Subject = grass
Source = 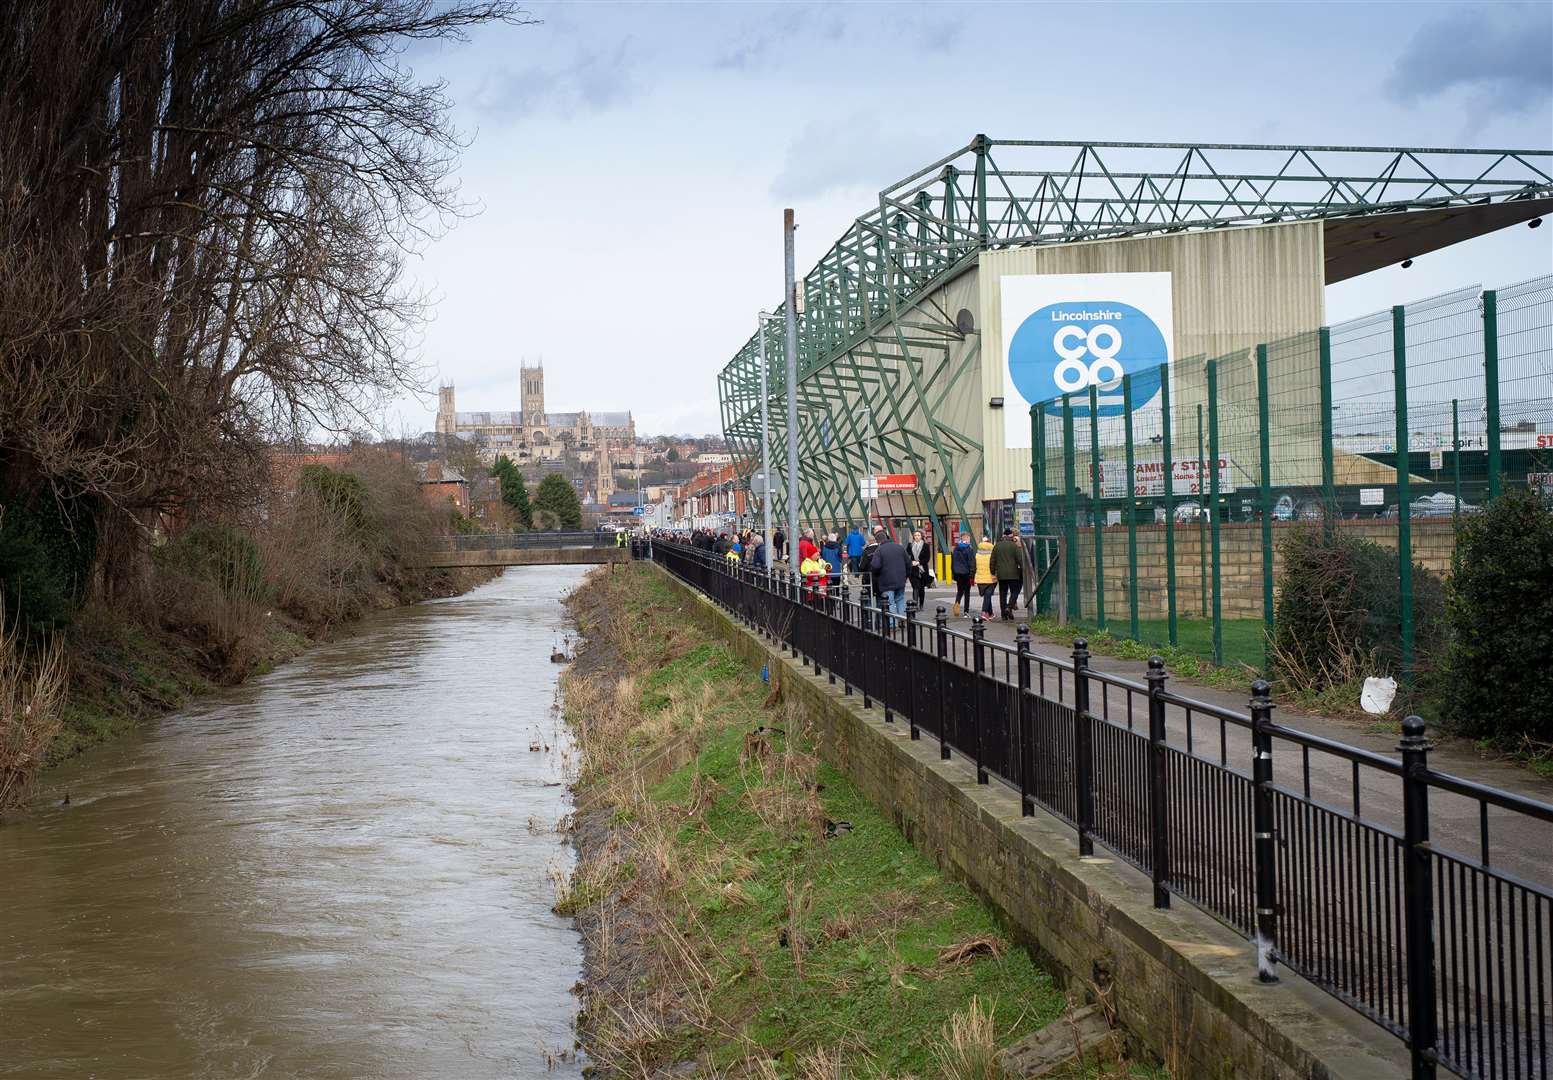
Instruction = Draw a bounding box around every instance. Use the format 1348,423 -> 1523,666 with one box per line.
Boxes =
563,565 -> 1077,1077
1024,613 -> 1262,695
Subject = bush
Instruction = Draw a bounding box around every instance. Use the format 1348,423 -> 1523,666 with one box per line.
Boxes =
1272,524 -> 1445,689
1437,489 -> 1553,744
0,492 -> 96,636
154,524 -> 272,681
533,473 -> 582,529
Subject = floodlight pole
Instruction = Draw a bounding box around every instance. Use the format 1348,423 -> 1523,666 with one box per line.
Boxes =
783,208 -> 800,578
757,310 -> 777,570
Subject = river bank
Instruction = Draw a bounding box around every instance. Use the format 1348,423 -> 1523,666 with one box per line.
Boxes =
44,562 -> 497,772
557,564 -> 1111,1078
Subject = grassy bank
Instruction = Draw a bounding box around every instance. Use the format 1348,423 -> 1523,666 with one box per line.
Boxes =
1,449 -> 493,811
560,565 -> 1161,1078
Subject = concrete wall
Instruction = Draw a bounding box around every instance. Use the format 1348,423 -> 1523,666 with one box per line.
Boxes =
977,221 -> 1327,501
654,563 -> 1410,1079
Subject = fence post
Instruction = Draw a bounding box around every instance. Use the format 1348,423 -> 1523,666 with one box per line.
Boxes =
839,581 -> 852,695
1160,363 -> 1178,646
906,601 -> 920,740
1072,638 -> 1095,856
1249,679 -> 1279,983
1145,656 -> 1170,908
1063,394 -> 1081,622
1319,327 -> 1336,522
1089,382 -> 1107,632
1393,305 -> 1415,680
1196,403 -> 1208,620
1451,400 -> 1461,534
1206,360 -> 1224,667
1256,344 -> 1274,646
1123,373 -> 1139,642
971,619 -> 989,784
1399,715 -> 1438,1080
935,605 -> 950,760
1016,625 -> 1032,816
1483,289 -> 1501,500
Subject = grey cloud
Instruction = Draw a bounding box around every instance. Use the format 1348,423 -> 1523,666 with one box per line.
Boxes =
474,40 -> 634,119
712,4 -> 847,70
1384,3 -> 1551,110
770,116 -> 936,201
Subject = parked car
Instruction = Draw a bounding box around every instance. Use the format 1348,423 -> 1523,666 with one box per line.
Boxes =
1380,493 -> 1479,518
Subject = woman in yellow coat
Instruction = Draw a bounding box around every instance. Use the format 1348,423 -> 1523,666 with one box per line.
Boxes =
973,536 -> 997,621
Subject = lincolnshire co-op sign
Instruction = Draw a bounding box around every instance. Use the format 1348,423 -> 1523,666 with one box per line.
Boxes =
1001,272 -> 1175,450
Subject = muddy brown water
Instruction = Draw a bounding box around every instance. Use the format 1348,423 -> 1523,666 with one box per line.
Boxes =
0,568 -> 587,1079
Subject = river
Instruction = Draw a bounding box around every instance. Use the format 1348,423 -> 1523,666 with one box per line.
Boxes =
0,568 -> 587,1079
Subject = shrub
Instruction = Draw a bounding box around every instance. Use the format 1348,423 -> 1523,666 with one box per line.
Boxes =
1437,488 -> 1553,744
533,473 -> 582,529
0,593 -> 67,813
154,524 -> 271,681
0,492 -> 96,636
1271,524 -> 1445,689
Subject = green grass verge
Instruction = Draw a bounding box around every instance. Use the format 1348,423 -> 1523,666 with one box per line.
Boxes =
1024,613 -> 1260,695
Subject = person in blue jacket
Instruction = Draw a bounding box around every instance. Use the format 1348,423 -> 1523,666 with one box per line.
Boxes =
820,532 -> 843,589
844,525 -> 866,576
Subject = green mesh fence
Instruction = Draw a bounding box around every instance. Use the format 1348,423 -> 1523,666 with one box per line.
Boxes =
1030,274 -> 1553,675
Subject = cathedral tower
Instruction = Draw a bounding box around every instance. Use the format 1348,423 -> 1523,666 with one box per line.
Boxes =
521,362 -> 545,428
435,383 -> 456,435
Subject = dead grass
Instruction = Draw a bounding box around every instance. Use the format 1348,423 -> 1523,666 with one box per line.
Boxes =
0,596 -> 67,813
932,997 -> 1002,1080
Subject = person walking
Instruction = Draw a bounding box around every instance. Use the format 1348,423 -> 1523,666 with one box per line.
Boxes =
974,535 -> 997,621
753,532 -> 768,569
991,528 -> 1024,620
858,528 -> 881,604
950,533 -> 975,618
868,526 -> 911,620
820,532 -> 843,591
844,524 -> 866,576
907,529 -> 933,612
772,528 -> 786,566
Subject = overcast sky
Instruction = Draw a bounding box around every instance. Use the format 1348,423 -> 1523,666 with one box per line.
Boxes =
388,0 -> 1553,438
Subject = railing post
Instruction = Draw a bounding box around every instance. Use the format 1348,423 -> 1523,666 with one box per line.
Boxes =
1400,716 -> 1438,1080
971,619 -> 989,784
1072,638 -> 1095,856
1016,625 -> 1032,815
825,582 -> 837,685
935,605 -> 950,761
1145,657 -> 1170,908
906,601 -> 920,739
839,581 -> 852,695
1249,679 -> 1279,983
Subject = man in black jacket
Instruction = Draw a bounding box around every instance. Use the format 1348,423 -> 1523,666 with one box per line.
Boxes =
868,527 -> 912,619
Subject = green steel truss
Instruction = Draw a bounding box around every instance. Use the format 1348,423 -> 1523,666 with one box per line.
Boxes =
719,138 -> 1553,540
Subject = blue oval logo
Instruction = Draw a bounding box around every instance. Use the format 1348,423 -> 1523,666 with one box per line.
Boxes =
1009,301 -> 1168,417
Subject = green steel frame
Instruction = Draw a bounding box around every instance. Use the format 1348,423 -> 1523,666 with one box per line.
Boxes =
719,138 -> 1553,544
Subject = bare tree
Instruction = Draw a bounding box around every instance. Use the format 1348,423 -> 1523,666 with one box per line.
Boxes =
0,0 -> 531,604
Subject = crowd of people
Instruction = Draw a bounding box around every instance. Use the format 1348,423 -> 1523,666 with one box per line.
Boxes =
675,523 -> 1031,623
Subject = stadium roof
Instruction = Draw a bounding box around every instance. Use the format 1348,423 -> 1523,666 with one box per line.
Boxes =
721,137 -> 1553,405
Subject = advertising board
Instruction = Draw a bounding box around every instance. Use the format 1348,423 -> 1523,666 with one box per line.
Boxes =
1001,272 -> 1175,449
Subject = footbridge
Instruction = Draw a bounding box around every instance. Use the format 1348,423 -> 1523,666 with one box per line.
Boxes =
412,531 -> 630,568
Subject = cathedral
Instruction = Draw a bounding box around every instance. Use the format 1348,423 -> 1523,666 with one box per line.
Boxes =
434,362 -> 636,464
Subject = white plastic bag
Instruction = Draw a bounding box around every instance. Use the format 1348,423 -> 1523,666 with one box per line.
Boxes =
1360,676 -> 1398,715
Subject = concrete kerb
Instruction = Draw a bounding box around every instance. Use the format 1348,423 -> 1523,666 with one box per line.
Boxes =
647,562 -> 1413,1079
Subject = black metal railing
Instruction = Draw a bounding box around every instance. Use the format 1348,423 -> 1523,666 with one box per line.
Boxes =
644,539 -> 1553,1080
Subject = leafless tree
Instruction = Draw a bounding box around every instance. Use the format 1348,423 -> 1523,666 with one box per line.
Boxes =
0,0 -> 531,604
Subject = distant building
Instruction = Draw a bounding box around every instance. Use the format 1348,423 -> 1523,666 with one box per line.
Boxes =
435,362 -> 635,463
416,460 -> 469,516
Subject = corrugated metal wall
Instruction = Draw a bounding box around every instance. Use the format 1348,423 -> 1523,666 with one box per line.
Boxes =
975,221 -> 1326,501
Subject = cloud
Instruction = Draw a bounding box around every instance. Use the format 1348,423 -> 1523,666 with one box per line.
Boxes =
1383,3 -> 1552,110
711,4 -> 847,70
473,40 -> 634,119
770,116 -> 938,201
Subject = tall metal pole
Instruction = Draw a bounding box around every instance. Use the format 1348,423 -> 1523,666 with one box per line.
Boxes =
758,313 -> 774,565
783,209 -> 801,577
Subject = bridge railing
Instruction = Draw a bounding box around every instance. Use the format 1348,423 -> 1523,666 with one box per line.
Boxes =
645,538 -> 1553,1080
429,530 -> 613,552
